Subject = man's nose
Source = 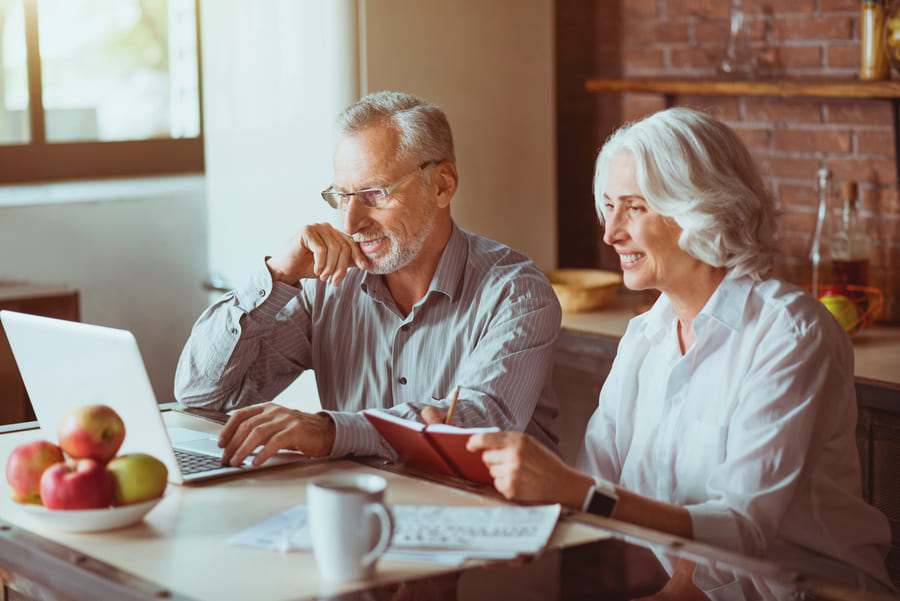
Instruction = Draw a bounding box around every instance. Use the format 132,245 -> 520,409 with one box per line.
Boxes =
342,195 -> 370,234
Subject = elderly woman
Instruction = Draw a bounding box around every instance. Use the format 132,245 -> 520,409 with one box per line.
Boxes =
466,107 -> 893,595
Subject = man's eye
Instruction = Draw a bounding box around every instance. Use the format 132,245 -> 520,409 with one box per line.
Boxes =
357,189 -> 385,204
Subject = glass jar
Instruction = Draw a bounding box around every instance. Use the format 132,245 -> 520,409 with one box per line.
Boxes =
860,0 -> 891,80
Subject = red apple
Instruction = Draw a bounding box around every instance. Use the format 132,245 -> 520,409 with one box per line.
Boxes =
5,440 -> 65,504
817,284 -> 848,299
39,459 -> 113,510
57,404 -> 125,463
107,453 -> 168,506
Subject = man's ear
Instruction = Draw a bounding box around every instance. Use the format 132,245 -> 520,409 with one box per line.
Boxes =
433,161 -> 458,209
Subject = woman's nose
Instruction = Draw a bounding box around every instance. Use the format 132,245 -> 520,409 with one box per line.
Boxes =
602,208 -> 621,246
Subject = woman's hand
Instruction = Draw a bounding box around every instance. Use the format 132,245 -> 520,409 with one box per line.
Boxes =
466,432 -> 594,508
634,559 -> 710,601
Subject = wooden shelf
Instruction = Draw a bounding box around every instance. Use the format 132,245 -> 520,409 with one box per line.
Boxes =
585,76 -> 900,100
585,76 -> 900,185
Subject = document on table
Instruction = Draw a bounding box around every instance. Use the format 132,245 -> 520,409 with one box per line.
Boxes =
228,504 -> 562,566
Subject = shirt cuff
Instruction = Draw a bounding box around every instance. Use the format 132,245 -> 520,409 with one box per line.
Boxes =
686,502 -> 745,554
324,411 -> 396,460
234,259 -> 298,318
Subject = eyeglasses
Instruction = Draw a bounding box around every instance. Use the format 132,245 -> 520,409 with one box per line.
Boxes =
321,160 -> 441,210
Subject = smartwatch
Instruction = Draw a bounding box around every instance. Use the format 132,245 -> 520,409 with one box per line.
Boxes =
581,478 -> 619,517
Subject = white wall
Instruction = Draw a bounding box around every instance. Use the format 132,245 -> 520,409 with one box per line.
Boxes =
200,0 -> 360,287
362,0 -> 557,269
0,177 -> 208,405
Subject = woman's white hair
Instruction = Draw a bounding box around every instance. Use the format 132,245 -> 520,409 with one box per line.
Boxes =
593,107 -> 777,281
336,91 -> 455,166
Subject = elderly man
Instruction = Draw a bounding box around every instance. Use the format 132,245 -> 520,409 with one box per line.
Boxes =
174,91 -> 561,468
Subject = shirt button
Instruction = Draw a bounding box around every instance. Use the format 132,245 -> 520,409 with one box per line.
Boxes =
258,289 -> 266,296
400,324 -> 409,332
230,328 -> 238,335
398,377 -> 407,385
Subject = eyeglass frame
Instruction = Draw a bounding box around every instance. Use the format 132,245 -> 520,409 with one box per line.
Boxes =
320,159 -> 442,210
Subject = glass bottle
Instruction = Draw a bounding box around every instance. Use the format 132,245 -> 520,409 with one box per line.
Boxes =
807,168 -> 835,296
719,0 -> 756,77
831,181 -> 871,306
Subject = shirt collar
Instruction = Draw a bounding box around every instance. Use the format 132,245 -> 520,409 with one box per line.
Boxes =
359,222 -> 467,303
639,275 -> 753,342
429,222 -> 467,301
698,275 -> 753,332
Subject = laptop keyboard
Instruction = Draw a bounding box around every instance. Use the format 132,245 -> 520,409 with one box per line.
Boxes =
173,447 -> 230,475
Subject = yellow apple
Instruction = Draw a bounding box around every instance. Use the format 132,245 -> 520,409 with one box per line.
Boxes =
106,453 -> 168,506
820,294 -> 860,334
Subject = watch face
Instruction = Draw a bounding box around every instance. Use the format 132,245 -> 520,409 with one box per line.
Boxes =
587,490 -> 617,517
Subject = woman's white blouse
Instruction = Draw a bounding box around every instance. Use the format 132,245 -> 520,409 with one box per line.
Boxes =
575,276 -> 891,588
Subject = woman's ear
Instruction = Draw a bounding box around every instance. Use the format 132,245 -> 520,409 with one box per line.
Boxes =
433,161 -> 458,209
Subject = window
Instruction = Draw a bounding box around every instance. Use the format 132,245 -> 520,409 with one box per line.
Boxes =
0,0 -> 203,183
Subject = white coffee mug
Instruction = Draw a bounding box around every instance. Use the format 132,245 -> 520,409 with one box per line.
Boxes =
307,473 -> 394,581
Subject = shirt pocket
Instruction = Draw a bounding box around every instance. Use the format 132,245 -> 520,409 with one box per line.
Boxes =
673,417 -> 727,504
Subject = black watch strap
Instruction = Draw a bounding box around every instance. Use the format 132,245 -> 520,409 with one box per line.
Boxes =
586,488 -> 618,517
582,480 -> 619,517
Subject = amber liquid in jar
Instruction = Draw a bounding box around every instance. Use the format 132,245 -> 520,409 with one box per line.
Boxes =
861,0 -> 891,80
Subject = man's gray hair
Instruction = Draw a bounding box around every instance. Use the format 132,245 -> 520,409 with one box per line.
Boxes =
593,107 -> 777,281
336,91 -> 456,165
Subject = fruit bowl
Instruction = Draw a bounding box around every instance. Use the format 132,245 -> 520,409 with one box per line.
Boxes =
545,269 -> 623,313
810,285 -> 884,336
16,496 -> 164,533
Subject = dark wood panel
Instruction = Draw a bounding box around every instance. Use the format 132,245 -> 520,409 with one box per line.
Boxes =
0,284 -> 80,425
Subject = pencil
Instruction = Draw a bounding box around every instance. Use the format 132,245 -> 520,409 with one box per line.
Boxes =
445,385 -> 461,425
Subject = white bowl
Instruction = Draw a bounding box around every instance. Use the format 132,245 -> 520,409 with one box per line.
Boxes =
17,496 -> 163,533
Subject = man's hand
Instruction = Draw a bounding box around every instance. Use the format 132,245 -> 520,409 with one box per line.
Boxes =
266,223 -> 367,286
467,432 -> 593,508
218,403 -> 336,467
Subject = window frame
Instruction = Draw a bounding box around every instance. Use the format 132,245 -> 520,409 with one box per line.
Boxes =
0,0 -> 205,184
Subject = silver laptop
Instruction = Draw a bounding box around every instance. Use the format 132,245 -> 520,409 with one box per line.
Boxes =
0,310 -> 311,484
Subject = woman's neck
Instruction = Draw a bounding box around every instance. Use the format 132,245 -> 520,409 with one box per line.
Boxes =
665,266 -> 728,354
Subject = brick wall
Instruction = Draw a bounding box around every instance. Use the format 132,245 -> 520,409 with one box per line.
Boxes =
557,0 -> 900,323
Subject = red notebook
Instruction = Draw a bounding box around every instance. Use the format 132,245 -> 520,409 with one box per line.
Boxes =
363,410 -> 499,484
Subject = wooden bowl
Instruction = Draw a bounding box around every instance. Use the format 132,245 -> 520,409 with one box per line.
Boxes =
545,269 -> 623,313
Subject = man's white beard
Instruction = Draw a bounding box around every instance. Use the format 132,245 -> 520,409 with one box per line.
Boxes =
361,202 -> 437,275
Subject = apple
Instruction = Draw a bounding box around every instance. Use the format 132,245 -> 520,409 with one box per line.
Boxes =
5,440 -> 65,504
820,294 -> 860,334
107,453 -> 168,506
57,404 -> 125,463
39,459 -> 113,510
817,285 -> 848,299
